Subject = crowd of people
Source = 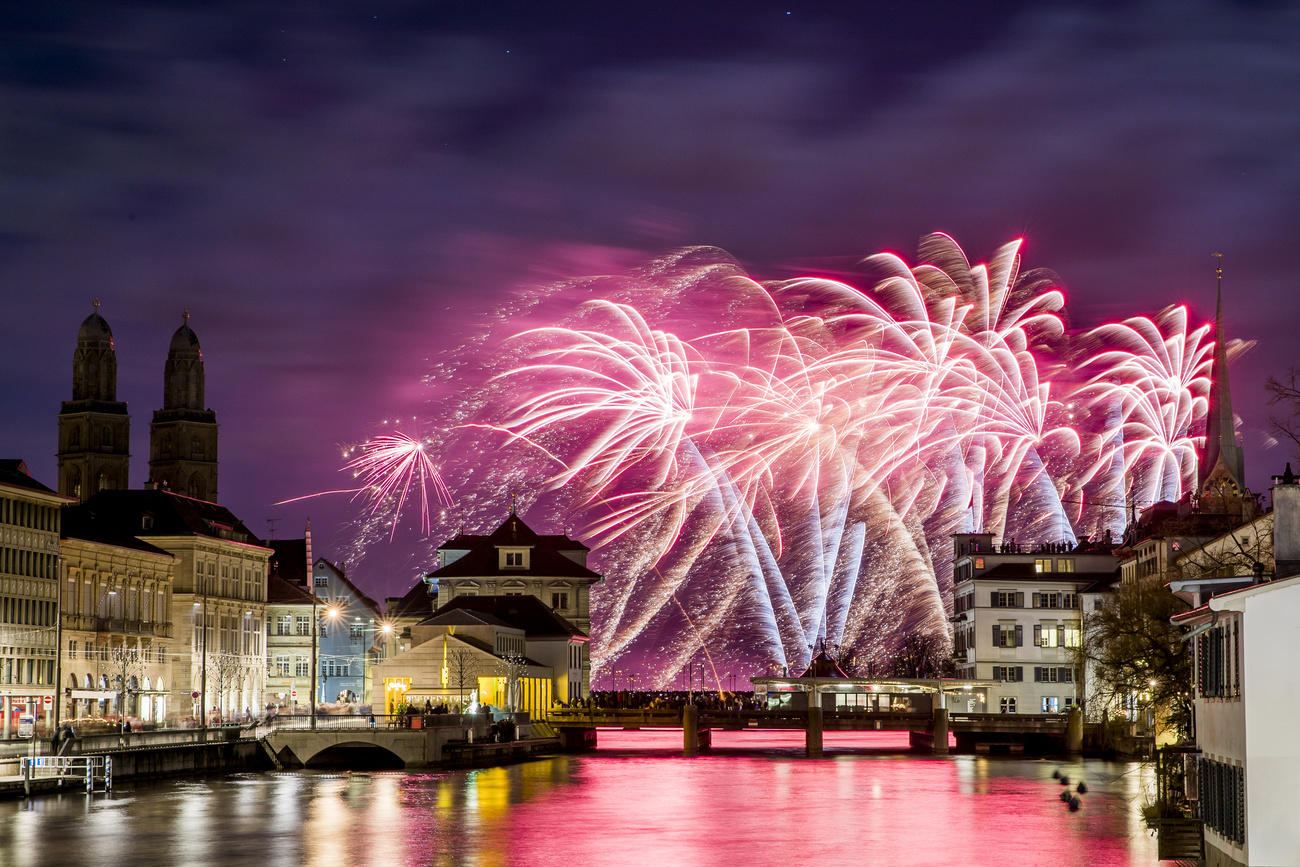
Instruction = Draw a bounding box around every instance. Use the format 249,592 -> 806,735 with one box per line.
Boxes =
556,690 -> 765,712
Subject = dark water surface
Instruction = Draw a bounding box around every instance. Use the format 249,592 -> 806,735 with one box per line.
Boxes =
0,731 -> 1159,866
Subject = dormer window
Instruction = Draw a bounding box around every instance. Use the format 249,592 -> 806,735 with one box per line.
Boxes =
500,548 -> 529,569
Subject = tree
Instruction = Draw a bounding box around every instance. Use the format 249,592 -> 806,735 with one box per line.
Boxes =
1083,576 -> 1193,740
211,653 -> 245,721
885,630 -> 954,679
448,647 -> 481,709
1266,367 -> 1300,462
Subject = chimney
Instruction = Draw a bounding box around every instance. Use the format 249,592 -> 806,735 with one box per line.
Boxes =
1270,464 -> 1300,579
305,518 -> 313,591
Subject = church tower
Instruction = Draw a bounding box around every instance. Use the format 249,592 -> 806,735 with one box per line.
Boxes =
149,311 -> 219,501
1199,255 -> 1247,497
58,299 -> 130,499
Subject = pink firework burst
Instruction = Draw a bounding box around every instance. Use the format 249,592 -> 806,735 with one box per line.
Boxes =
343,433 -> 454,539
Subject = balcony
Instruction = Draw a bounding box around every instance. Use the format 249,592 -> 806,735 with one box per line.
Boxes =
90,617 -> 171,638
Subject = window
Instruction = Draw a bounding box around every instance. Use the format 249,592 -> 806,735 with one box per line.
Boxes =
314,575 -> 328,588
295,616 -> 310,636
505,551 -> 524,567
1033,592 -> 1061,609
991,591 -> 1024,608
295,660 -> 309,677
552,592 -> 569,611
993,666 -> 1023,682
275,656 -> 290,676
276,615 -> 292,636
1041,696 -> 1060,713
999,696 -> 1017,714
1062,622 -> 1081,648
1034,666 -> 1073,683
1062,593 -> 1078,609
992,624 -> 1022,648
1056,559 -> 1075,573
1198,757 -> 1245,845
1034,558 -> 1052,573
1034,623 -> 1059,647
349,623 -> 364,641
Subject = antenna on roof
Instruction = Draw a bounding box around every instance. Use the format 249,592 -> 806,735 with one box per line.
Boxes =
266,517 -> 280,540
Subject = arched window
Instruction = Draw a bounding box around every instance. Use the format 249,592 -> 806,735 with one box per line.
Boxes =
84,674 -> 93,689
99,425 -> 112,448
69,427 -> 81,448
191,436 -> 204,460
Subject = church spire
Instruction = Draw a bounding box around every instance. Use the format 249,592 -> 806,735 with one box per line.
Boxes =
1199,253 -> 1246,493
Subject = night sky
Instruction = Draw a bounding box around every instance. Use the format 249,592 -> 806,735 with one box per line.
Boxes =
4,1 -> 1298,603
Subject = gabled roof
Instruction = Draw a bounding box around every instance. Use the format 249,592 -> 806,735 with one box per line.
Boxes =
419,609 -> 514,629
428,513 -> 600,581
315,558 -> 381,615
389,579 -> 435,620
0,460 -> 59,496
64,488 -> 265,548
267,573 -> 316,605
800,650 -> 848,679
431,594 -> 586,639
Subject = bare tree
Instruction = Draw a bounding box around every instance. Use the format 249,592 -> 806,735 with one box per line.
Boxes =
211,654 -> 245,721
1267,368 -> 1300,462
885,630 -> 953,679
102,645 -> 145,731
448,647 -> 481,710
1083,576 -> 1192,739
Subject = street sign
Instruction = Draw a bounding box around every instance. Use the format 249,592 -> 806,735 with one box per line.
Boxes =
17,714 -> 34,738
191,691 -> 200,699
290,689 -> 297,698
41,696 -> 51,706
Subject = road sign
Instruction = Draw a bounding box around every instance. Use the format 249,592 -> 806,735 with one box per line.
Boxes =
17,714 -> 34,738
291,689 -> 298,698
191,691 -> 200,699
41,696 -> 51,706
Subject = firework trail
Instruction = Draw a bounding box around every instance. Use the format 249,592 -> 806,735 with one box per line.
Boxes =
348,235 -> 1227,688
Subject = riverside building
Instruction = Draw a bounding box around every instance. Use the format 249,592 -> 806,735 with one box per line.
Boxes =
950,533 -> 1119,715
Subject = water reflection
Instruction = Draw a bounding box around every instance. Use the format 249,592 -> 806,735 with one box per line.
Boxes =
0,734 -> 1158,866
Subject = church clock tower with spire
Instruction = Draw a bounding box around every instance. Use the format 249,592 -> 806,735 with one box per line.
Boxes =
1198,255 -> 1255,521
149,311 -> 219,501
58,300 -> 130,500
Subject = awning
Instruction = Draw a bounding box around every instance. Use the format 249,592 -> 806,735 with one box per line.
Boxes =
70,689 -> 119,700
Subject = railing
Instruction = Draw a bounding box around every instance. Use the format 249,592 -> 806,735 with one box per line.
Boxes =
259,712 -> 530,733
20,755 -> 111,794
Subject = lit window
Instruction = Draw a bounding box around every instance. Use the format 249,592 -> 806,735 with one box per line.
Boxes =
1041,696 -> 1060,713
999,696 -> 1017,714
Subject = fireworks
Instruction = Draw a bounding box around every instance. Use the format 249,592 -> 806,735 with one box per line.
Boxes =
347,235 -> 1228,687
343,433 -> 454,539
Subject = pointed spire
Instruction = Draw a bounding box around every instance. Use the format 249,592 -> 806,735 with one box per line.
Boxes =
509,491 -> 516,516
1200,253 -> 1246,493
92,297 -> 101,311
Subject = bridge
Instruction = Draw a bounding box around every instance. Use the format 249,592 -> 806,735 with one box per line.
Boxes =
547,706 -> 1082,757
257,713 -> 549,769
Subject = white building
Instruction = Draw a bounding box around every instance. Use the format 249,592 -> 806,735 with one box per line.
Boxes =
950,532 -> 1119,715
1171,465 -> 1300,867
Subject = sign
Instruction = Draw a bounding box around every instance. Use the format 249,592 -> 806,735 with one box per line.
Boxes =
17,714 -> 34,739
290,689 -> 297,698
41,696 -> 51,707
191,691 -> 200,700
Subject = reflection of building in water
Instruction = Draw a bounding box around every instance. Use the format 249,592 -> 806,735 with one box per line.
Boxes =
371,594 -> 589,717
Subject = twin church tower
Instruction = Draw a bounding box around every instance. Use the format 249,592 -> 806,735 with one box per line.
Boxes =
57,301 -> 219,502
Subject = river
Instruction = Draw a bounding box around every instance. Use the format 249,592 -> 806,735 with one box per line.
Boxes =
0,731 -> 1160,866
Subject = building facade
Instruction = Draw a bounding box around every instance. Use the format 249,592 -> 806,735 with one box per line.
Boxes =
371,594 -> 589,716
950,532 -> 1119,715
64,489 -> 270,724
311,559 -> 381,706
0,461 -> 69,736
58,533 -> 175,726
264,573 -> 315,713
429,507 -> 601,638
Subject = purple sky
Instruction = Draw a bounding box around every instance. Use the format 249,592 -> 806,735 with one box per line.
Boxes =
4,1 -> 1299,603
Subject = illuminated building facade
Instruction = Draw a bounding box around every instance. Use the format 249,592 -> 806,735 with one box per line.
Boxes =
950,533 -> 1120,715
371,594 -> 589,716
0,461 -> 69,736
311,558 -> 381,705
